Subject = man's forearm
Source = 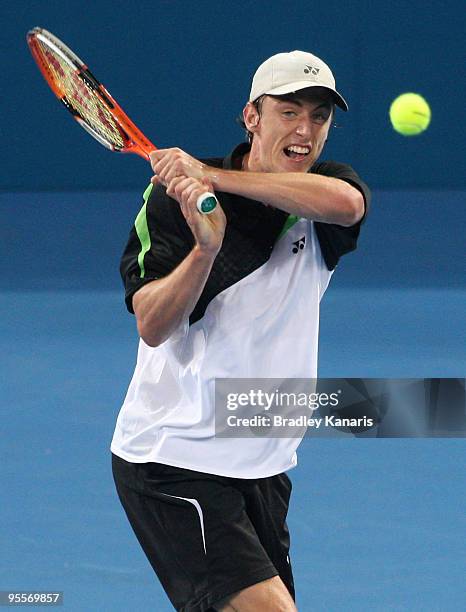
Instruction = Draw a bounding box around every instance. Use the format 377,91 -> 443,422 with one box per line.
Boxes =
208,168 -> 364,226
132,246 -> 218,347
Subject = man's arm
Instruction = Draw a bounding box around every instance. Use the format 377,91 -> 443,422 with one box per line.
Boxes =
133,246 -> 218,347
133,176 -> 226,347
149,149 -> 364,227
208,168 -> 364,226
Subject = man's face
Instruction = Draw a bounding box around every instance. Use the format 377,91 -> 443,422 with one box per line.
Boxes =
244,89 -> 334,173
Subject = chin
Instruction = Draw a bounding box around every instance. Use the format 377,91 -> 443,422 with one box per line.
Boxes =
280,157 -> 312,172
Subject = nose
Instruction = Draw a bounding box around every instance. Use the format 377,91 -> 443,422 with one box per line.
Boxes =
295,117 -> 312,139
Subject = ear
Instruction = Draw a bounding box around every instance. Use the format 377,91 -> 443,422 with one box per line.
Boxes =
243,102 -> 260,132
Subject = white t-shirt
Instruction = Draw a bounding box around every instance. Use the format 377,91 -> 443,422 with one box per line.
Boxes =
111,218 -> 331,478
111,144 -> 370,478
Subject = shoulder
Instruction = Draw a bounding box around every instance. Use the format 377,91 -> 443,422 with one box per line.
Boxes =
311,160 -> 363,182
311,161 -> 371,271
143,182 -> 193,244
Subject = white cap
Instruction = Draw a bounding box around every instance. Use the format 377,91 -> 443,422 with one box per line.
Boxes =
249,50 -> 348,111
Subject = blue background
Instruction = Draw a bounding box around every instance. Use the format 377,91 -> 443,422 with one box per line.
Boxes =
1,1 -> 465,611
2,0 -> 466,190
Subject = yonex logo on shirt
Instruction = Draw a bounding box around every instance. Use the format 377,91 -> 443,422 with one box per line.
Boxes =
292,236 -> 306,253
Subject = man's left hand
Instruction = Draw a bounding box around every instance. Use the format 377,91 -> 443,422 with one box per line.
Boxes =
150,148 -> 207,187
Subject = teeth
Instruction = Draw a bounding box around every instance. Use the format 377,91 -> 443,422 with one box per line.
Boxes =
287,145 -> 310,155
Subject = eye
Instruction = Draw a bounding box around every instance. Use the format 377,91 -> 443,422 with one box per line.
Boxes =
312,112 -> 330,124
282,110 -> 298,118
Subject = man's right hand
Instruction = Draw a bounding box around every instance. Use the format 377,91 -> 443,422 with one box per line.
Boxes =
166,175 -> 226,255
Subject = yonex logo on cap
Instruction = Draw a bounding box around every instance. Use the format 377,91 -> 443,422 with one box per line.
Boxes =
304,65 -> 320,76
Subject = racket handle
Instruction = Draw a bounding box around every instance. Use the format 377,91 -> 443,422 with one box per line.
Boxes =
196,192 -> 218,215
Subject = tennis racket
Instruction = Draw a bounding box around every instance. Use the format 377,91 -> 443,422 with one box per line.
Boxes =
27,27 -> 217,214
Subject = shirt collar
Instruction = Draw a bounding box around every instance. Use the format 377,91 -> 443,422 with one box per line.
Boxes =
223,142 -> 251,170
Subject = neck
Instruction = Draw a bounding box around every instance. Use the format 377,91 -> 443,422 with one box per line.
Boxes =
242,145 -> 263,173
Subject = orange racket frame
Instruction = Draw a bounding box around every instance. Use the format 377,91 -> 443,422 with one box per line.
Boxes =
27,27 -> 156,160
27,27 -> 218,214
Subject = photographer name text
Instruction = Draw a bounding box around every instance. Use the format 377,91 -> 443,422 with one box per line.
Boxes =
226,415 -> 374,428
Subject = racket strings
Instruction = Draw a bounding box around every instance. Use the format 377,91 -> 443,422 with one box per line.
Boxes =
37,39 -> 125,149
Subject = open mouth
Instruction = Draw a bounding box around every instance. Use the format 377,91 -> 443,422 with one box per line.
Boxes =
283,145 -> 311,160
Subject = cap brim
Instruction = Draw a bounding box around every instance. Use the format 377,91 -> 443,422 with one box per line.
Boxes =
253,81 -> 348,111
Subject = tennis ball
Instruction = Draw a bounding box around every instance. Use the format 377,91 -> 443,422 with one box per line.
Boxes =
389,93 -> 431,136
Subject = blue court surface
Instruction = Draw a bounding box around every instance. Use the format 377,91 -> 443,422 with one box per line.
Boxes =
1,282 -> 465,610
1,183 -> 465,612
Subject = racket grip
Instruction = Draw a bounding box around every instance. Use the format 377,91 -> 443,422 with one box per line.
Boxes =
196,192 -> 218,215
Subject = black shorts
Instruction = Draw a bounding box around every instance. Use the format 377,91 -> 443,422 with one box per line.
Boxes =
111,453 -> 295,612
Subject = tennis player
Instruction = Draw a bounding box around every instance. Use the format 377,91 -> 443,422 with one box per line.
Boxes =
111,50 -> 370,611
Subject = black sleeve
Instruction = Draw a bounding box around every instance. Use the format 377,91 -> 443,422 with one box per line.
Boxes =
312,161 -> 371,271
119,183 -> 194,313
